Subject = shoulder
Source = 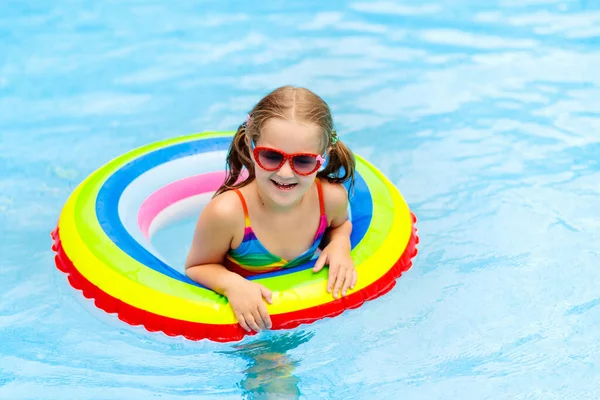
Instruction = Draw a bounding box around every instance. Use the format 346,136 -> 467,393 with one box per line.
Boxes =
319,179 -> 349,220
200,189 -> 245,231
185,189 -> 245,268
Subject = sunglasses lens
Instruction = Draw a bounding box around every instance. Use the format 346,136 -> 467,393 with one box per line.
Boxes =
257,149 -> 284,169
292,155 -> 319,174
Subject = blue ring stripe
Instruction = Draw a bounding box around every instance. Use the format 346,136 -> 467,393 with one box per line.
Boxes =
95,136 -> 373,285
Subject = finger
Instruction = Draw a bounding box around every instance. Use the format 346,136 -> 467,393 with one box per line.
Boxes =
257,304 -> 272,330
237,314 -> 251,332
312,251 -> 328,273
245,313 -> 261,332
332,268 -> 346,299
259,285 -> 273,304
252,310 -> 266,331
351,270 -> 358,289
328,264 -> 339,294
254,308 -> 270,331
341,269 -> 354,296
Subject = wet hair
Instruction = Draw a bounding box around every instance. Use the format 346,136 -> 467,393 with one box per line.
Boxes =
214,86 -> 355,197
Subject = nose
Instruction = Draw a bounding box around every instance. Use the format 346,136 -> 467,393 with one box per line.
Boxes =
276,159 -> 295,179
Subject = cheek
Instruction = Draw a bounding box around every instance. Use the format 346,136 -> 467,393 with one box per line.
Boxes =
298,174 -> 317,187
254,165 -> 275,183
254,167 -> 268,179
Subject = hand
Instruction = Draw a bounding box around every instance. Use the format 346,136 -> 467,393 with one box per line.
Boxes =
224,277 -> 273,333
312,238 -> 357,298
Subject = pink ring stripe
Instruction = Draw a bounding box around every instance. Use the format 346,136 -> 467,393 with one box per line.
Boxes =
137,170 -> 249,238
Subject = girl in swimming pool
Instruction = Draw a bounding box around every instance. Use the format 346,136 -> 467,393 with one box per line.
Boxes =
185,86 -> 356,333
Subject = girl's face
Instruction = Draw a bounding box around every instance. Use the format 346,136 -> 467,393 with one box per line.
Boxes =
250,118 -> 324,208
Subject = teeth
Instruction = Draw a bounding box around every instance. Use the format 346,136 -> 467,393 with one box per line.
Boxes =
271,180 -> 296,188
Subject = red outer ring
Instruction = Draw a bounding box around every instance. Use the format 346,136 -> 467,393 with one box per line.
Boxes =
51,213 -> 419,342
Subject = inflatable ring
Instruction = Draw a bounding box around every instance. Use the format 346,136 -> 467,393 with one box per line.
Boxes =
51,131 -> 419,342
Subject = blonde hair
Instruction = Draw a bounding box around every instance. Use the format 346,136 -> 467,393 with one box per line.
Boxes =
214,86 -> 355,197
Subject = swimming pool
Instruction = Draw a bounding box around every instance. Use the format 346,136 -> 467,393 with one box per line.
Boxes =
2,0 -> 600,398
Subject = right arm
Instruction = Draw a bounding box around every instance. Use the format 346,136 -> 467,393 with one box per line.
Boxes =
184,192 -> 272,332
184,193 -> 243,295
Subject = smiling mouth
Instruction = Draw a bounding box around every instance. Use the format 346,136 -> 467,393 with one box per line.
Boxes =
271,179 -> 298,190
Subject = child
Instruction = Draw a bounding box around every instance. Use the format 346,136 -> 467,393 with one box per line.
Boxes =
185,86 -> 356,333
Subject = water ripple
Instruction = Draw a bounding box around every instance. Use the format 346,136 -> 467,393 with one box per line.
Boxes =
3,0 -> 600,399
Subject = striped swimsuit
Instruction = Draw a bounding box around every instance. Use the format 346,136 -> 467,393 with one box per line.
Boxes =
224,179 -> 328,277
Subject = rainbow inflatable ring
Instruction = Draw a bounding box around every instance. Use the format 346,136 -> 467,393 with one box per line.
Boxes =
51,131 -> 419,342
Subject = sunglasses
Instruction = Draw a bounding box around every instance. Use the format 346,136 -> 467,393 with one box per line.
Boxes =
251,141 -> 326,176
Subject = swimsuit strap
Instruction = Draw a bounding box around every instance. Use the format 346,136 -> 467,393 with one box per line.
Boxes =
315,178 -> 326,216
232,189 -> 250,228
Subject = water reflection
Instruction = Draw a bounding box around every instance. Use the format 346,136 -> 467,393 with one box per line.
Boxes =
219,331 -> 314,399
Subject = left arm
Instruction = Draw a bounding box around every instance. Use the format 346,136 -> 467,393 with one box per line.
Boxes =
320,209 -> 352,250
313,182 -> 357,298
323,219 -> 352,247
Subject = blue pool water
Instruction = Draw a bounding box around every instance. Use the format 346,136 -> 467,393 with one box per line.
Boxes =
2,0 -> 600,398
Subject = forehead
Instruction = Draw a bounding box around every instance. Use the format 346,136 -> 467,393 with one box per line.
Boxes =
258,118 -> 322,153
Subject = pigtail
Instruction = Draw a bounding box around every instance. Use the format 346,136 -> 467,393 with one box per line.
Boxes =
317,137 -> 356,196
214,124 -> 255,197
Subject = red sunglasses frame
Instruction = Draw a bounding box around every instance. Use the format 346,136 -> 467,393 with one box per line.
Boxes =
252,146 -> 325,176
